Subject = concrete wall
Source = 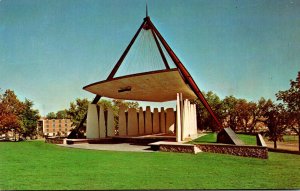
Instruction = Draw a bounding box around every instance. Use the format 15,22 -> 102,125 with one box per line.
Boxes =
45,137 -> 64,144
166,108 -> 175,134
160,107 -> 166,133
175,93 -> 198,142
86,104 -> 116,139
156,143 -> 268,159
195,144 -> 268,159
159,144 -> 196,154
117,106 -> 176,136
145,106 -> 152,134
106,107 -> 115,137
153,108 -> 160,134
99,106 -> 106,138
127,108 -> 138,136
86,104 -> 99,139
176,93 -> 182,142
138,107 -> 145,135
82,104 -> 185,138
118,105 -> 127,136
181,99 -> 197,140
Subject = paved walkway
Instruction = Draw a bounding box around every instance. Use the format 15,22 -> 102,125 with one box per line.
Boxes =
265,141 -> 299,151
58,143 -> 155,152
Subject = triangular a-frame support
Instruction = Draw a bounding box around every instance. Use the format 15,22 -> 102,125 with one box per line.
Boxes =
68,15 -> 222,139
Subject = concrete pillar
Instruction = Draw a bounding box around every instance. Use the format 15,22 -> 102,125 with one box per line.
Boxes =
86,104 -> 99,139
166,108 -> 175,134
160,107 -> 166,133
153,108 -> 160,134
138,107 -> 145,135
193,104 -> 198,137
188,100 -> 193,138
118,105 -> 127,136
107,107 -> 115,137
98,106 -> 106,138
128,108 -> 138,136
182,100 -> 198,140
187,100 -> 191,138
176,93 -> 182,142
190,103 -> 194,137
145,106 -> 152,134
182,99 -> 188,140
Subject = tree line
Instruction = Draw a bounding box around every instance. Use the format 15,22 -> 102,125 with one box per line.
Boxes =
1,71 -> 299,149
193,71 -> 299,150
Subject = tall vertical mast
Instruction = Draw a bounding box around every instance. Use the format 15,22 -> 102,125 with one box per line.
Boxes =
146,2 -> 148,17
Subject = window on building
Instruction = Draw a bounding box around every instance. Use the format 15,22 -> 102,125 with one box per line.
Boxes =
46,129 -> 49,132
46,125 -> 49,128
53,124 -> 55,128
59,124 -> 61,128
59,120 -> 62,123
46,120 -> 49,123
65,123 -> 67,127
52,119 -> 55,123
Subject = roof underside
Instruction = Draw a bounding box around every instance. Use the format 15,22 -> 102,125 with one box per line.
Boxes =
83,69 -> 197,102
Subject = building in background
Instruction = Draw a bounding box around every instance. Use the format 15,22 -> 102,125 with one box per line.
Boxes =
37,118 -> 75,136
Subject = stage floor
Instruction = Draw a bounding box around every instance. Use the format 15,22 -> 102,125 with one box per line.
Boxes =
58,143 -> 154,152
66,133 -> 176,145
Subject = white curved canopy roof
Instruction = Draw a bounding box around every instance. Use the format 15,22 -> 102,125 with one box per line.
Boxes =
83,69 -> 197,102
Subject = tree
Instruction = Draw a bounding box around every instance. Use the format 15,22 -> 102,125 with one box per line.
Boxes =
235,98 -> 274,133
66,98 -> 90,127
219,96 -> 273,134
0,90 -> 25,114
45,110 -> 69,119
56,110 -> 68,119
99,99 -> 115,112
276,71 -> 300,151
0,90 -> 40,140
192,91 -> 223,132
264,104 -> 288,149
112,99 -> 139,111
247,98 -> 274,133
0,90 -> 24,140
46,112 -> 56,119
20,99 -> 40,139
0,112 -> 21,140
111,99 -> 139,129
234,99 -> 254,132
221,95 -> 239,131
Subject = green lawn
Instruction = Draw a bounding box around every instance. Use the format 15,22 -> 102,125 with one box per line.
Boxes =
1,141 -> 300,190
192,132 -> 257,145
191,132 -> 218,143
283,135 -> 299,142
237,134 -> 257,145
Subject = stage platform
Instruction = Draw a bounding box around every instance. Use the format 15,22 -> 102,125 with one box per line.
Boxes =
66,133 -> 176,145
62,134 -> 204,154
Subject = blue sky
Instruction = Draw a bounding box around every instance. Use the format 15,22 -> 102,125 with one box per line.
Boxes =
0,0 -> 299,116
